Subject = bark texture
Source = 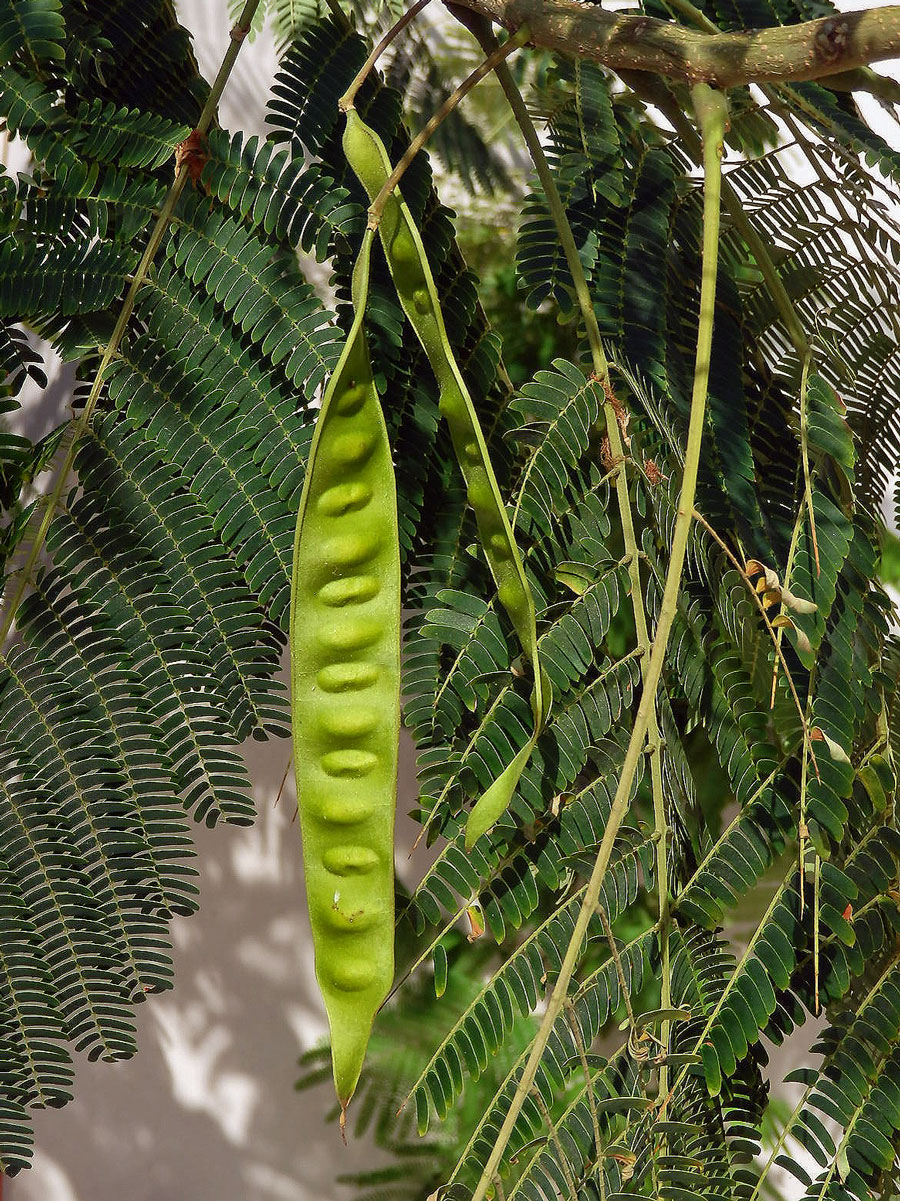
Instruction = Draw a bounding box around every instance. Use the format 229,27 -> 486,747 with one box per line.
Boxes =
448,0 -> 900,87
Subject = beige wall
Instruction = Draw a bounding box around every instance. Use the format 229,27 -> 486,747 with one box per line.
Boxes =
14,692 -> 421,1201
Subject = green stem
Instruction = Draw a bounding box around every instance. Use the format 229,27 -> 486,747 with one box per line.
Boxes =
338,0 -> 434,112
565,1000 -> 603,1165
366,27 -> 530,229
480,20 -> 672,1120
619,0 -> 808,359
447,929 -> 656,1190
663,0 -> 719,32
0,0 -> 263,648
619,66 -> 809,362
798,353 -> 820,575
480,15 -> 674,1128
533,1089 -> 581,1200
466,77 -> 729,1201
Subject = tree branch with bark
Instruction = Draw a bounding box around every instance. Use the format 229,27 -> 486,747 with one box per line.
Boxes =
447,0 -> 900,89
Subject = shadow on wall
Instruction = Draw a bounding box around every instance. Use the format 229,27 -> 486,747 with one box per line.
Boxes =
14,671 -> 423,1201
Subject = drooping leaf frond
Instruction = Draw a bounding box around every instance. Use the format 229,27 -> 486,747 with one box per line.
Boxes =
1,0 -> 900,1190
0,0 -> 64,64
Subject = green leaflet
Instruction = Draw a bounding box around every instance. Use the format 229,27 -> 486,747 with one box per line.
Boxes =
409,838 -> 652,1134
0,0 -> 65,66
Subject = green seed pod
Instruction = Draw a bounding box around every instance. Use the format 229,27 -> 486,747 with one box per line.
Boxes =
343,110 -> 549,846
290,230 -> 400,1119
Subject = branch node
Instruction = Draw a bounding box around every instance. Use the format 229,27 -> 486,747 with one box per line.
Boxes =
815,16 -> 851,63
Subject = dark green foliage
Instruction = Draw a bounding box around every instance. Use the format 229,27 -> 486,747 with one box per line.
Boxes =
410,833 -> 654,1132
0,0 -> 329,1168
60,0 -> 206,124
0,329 -> 51,534
780,954 -> 900,1198
0,0 -> 899,1191
73,102 -> 190,169
166,192 -> 342,395
80,414 -> 289,741
396,43 -> 514,198
447,930 -> 653,1195
0,0 -> 64,65
381,20 -> 896,1197
201,128 -> 359,260
516,60 -> 623,313
0,237 -> 136,320
506,360 -> 607,537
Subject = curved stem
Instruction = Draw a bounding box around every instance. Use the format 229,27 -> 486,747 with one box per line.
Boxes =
0,0 -> 264,648
477,14 -> 672,1127
365,26 -> 530,228
466,79 -> 729,1201
339,0 -> 434,112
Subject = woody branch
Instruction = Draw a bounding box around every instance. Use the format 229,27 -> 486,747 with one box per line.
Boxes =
446,0 -> 900,88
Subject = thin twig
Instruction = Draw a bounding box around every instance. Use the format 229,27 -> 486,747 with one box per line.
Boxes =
813,848 -> 821,1013
466,81 -> 729,1201
799,707 -> 811,918
597,906 -> 635,1030
274,752 -> 293,809
565,1000 -> 603,1165
799,352 -> 821,576
339,0 -> 434,112
691,506 -> 819,781
365,27 -> 530,228
533,1088 -> 580,1201
0,0 -> 264,648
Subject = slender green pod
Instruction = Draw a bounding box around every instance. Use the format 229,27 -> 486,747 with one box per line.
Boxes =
342,109 -> 548,847
290,228 -> 400,1121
